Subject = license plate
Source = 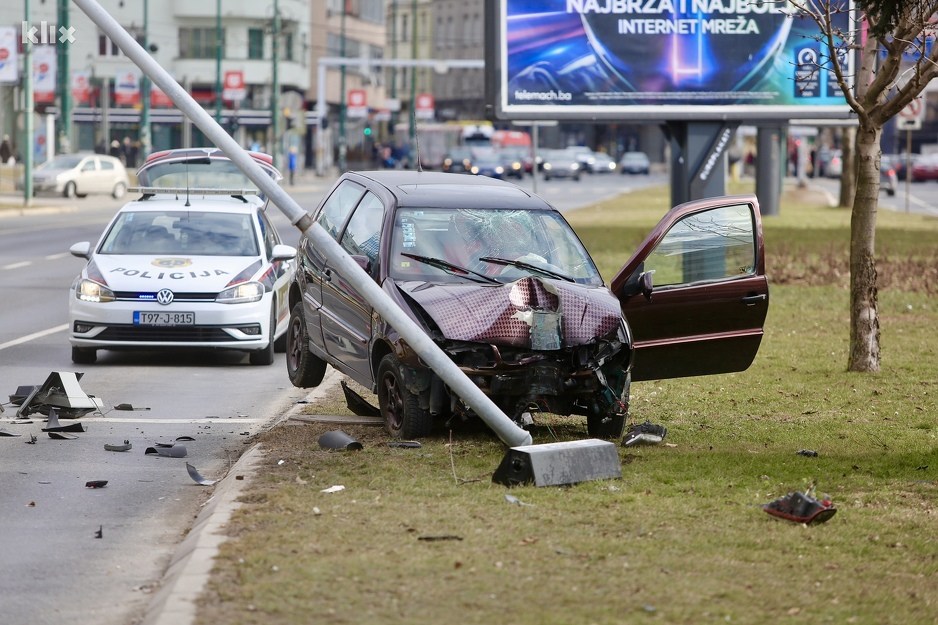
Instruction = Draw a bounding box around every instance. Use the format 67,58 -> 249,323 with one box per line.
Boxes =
134,311 -> 195,326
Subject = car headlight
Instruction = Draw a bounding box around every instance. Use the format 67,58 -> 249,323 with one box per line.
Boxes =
495,166 -> 504,174
216,281 -> 264,304
571,163 -> 580,170
543,163 -> 552,171
76,279 -> 115,303
471,166 -> 480,174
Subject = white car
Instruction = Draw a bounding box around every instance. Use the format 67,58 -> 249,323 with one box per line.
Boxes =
67,148 -> 296,365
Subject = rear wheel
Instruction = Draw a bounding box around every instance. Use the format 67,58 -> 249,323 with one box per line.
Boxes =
249,304 -> 276,366
71,347 -> 97,365
377,353 -> 431,439
112,182 -> 127,199
63,181 -> 77,198
286,302 -> 327,387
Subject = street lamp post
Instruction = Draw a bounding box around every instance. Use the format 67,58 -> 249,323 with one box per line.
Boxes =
271,0 -> 280,169
23,0 -> 34,206
139,0 -> 151,157
337,6 -> 347,172
56,0 -> 71,154
408,0 -> 417,148
214,0 -> 222,124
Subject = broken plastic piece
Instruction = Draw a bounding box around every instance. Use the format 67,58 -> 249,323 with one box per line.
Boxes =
321,485 -> 345,493
104,440 -> 132,452
175,436 -> 195,442
94,525 -> 103,539
388,440 -> 422,449
763,490 -> 837,524
145,445 -> 187,458
0,428 -> 22,437
186,462 -> 217,486
25,433 -> 37,444
9,385 -> 38,406
796,449 -> 819,457
85,480 -> 108,488
622,421 -> 668,447
113,403 -> 151,411
340,381 -> 381,417
318,430 -> 364,451
48,431 -> 78,440
42,408 -> 87,433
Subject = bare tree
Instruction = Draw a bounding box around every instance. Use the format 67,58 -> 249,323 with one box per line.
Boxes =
788,0 -> 938,372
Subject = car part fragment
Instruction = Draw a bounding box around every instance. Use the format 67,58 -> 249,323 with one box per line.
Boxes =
318,430 -> 364,451
186,463 -> 217,486
340,381 -> 380,417
15,372 -> 103,419
145,445 -> 188,458
42,408 -> 87,433
48,432 -> 79,440
85,480 -> 108,489
763,489 -> 836,524
0,428 -> 22,437
622,421 -> 668,446
104,440 -> 132,452
492,439 -> 621,487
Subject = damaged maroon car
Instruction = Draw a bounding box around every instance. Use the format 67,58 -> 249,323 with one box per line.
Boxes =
286,171 -> 768,439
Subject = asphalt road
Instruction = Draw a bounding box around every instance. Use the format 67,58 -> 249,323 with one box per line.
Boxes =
0,169 -> 663,625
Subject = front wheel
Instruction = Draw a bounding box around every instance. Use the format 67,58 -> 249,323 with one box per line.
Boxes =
377,354 -> 432,439
71,346 -> 97,364
286,302 -> 327,387
586,372 -> 630,439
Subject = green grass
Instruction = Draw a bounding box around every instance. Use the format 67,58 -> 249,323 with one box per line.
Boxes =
195,183 -> 938,625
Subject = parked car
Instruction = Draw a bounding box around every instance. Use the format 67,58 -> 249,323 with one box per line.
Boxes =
540,149 -> 582,180
25,153 -> 129,199
286,171 -> 768,440
67,148 -> 296,365
590,151 -> 617,173
619,151 -> 651,175
911,153 -> 938,182
880,161 -> 898,196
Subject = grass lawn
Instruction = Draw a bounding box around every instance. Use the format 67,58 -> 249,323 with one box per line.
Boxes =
195,182 -> 938,625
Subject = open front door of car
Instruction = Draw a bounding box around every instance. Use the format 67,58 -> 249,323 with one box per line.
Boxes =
610,194 -> 769,382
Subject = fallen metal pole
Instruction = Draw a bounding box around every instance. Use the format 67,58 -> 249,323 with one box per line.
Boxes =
71,0 -> 532,447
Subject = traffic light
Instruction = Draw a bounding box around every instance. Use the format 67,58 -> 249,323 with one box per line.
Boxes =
363,125 -> 372,137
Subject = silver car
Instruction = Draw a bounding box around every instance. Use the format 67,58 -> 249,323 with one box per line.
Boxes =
29,153 -> 130,199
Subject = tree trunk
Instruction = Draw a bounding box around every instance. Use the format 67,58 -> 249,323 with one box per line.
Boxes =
848,121 -> 881,372
839,127 -> 856,208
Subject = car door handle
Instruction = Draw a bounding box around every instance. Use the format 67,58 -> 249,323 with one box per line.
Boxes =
323,268 -> 332,282
741,294 -> 767,306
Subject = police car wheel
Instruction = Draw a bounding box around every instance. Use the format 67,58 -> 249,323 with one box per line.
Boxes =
71,346 -> 97,365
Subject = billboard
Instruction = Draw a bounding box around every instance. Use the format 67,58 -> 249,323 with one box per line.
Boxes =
487,0 -> 855,121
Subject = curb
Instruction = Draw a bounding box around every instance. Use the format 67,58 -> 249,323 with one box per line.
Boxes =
140,368 -> 345,625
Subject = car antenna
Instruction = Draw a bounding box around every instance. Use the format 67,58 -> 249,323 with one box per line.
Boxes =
412,108 -> 423,173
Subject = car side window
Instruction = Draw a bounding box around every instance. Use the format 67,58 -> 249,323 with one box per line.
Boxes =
257,210 -> 280,258
316,180 -> 365,241
340,192 -> 384,274
82,160 -> 96,171
643,204 -> 755,287
100,160 -> 115,170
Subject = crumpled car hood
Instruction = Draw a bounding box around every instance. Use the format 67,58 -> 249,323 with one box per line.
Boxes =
397,276 -> 622,348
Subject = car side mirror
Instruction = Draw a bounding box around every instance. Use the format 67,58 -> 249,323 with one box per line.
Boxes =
639,270 -> 654,302
270,243 -> 297,262
70,241 -> 91,259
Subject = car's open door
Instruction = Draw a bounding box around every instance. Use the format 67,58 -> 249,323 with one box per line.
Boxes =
611,195 -> 768,382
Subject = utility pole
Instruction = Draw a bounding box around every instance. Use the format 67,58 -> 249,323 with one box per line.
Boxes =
214,0 -> 222,124
139,0 -> 151,157
389,1 -> 397,136
408,0 -> 417,148
337,6 -> 347,172
56,0 -> 71,154
271,0 -> 280,169
23,0 -> 34,206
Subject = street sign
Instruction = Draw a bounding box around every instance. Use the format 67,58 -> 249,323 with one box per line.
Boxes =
347,89 -> 368,118
223,70 -> 245,102
415,92 -> 435,120
897,97 -> 925,130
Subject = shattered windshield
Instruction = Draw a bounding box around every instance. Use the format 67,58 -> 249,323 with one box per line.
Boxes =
389,208 -> 603,285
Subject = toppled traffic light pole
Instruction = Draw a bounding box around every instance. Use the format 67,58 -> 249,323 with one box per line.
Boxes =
71,0 -> 532,448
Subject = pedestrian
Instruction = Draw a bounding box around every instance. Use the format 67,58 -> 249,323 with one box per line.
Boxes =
109,139 -> 123,163
288,146 -> 297,186
0,135 -> 12,165
122,137 -> 138,168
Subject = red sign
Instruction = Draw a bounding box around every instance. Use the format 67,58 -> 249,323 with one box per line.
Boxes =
70,71 -> 91,104
415,92 -> 435,119
347,89 -> 367,118
223,71 -> 245,101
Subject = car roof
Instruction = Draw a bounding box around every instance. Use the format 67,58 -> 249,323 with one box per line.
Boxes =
347,170 -> 553,210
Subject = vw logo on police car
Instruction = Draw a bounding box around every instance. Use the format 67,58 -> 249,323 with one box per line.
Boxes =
156,289 -> 175,305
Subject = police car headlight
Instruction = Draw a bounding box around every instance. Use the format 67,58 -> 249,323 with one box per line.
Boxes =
76,279 -> 115,303
217,281 -> 264,304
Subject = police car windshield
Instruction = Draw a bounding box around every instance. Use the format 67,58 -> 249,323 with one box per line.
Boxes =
98,210 -> 260,257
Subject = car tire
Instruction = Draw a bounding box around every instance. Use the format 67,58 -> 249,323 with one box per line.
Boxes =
377,353 -> 432,439
112,182 -> 127,199
286,302 -> 327,387
586,372 -> 630,439
63,181 -> 77,199
71,347 -> 97,364
249,304 -> 276,366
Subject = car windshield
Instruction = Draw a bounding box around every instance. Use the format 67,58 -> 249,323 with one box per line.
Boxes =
38,155 -> 84,170
389,207 -> 603,285
98,210 -> 260,256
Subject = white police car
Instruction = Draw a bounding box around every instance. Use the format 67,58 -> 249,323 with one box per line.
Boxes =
67,148 -> 296,365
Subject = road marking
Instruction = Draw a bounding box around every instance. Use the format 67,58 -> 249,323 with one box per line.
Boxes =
79,417 -> 267,424
45,252 -> 69,260
0,324 -> 68,351
2,261 -> 32,270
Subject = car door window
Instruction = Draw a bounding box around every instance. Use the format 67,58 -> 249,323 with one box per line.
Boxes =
643,204 -> 755,287
316,180 -> 365,240
257,209 -> 280,258
340,192 -> 384,275
100,159 -> 115,170
82,160 -> 96,172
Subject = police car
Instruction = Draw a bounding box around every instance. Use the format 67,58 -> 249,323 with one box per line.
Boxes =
67,148 -> 296,365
